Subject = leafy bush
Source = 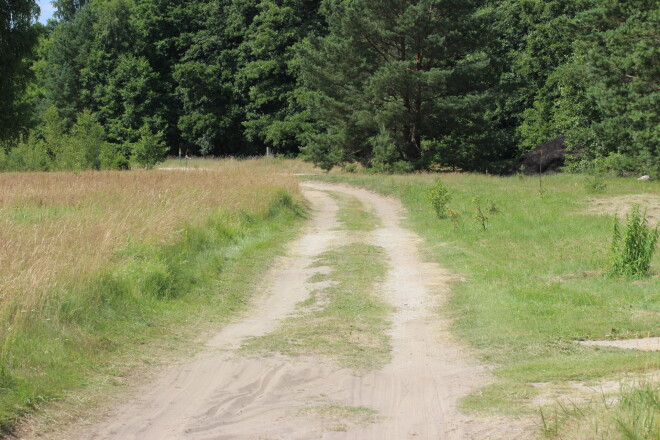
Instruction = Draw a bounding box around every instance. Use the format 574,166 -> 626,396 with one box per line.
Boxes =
566,153 -> 659,180
609,205 -> 659,277
426,179 -> 452,219
131,125 -> 168,169
343,163 -> 357,173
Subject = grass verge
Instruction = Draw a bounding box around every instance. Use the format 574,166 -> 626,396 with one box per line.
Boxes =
305,171 -> 660,436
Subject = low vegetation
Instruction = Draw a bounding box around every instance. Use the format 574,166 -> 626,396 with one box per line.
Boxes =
540,382 -> 659,439
426,179 -> 452,219
310,171 -> 660,438
243,192 -> 392,372
0,159 -> 303,429
609,206 -> 659,278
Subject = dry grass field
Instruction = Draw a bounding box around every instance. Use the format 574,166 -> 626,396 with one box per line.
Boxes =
0,159 -> 303,428
0,160 -> 299,315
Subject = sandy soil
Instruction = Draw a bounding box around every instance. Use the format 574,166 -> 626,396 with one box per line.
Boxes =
532,370 -> 660,407
578,337 -> 660,351
31,182 -> 532,440
586,194 -> 660,225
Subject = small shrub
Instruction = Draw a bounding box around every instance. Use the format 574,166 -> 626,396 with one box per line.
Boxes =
473,196 -> 488,231
609,205 -> 659,277
344,163 -> 357,173
131,125 -> 168,169
447,209 -> 461,229
585,173 -> 607,193
426,179 -> 452,219
110,156 -> 131,170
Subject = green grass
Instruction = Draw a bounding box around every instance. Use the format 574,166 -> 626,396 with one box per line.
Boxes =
304,172 -> 660,426
0,194 -> 304,430
242,242 -> 392,371
539,381 -> 659,439
333,192 -> 381,231
243,191 -> 392,371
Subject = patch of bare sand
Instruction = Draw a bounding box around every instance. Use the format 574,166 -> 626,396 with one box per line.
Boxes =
578,337 -> 660,351
586,194 -> 660,225
20,182 -> 534,440
531,370 -> 660,407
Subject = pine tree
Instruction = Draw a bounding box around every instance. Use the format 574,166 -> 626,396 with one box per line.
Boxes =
295,0 -> 488,171
236,0 -> 324,155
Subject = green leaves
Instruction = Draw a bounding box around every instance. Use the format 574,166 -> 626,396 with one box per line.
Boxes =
609,205 -> 659,278
297,0 -> 489,171
426,179 -> 452,219
0,0 -> 40,142
131,125 -> 167,169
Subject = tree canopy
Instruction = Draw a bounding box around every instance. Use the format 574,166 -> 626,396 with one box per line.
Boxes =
0,0 -> 657,174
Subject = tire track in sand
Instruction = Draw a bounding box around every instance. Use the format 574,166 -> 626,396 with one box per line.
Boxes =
71,182 -> 531,440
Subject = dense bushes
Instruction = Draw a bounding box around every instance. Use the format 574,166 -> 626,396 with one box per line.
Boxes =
1,0 -> 657,173
0,109 -> 166,171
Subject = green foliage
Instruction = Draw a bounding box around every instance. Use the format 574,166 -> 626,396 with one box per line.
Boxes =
296,0 -> 491,171
237,0 -> 324,155
131,125 -> 167,169
426,179 -> 452,219
2,0 -> 656,174
0,108 -> 128,172
609,206 -> 659,278
0,136 -> 51,172
0,0 -> 40,142
509,0 -> 659,173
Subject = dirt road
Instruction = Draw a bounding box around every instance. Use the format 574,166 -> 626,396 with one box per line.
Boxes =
69,182 -> 528,440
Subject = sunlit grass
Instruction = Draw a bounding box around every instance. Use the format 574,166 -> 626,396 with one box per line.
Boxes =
307,171 -> 660,435
0,159 -> 303,429
0,160 -> 299,315
243,191 -> 392,371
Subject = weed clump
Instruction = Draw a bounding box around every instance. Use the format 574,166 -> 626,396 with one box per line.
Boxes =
609,205 -> 658,277
585,173 -> 607,193
473,196 -> 488,231
616,383 -> 660,439
426,179 -> 452,219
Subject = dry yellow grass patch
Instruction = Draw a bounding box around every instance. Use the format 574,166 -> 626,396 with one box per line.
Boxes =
0,159 -> 299,315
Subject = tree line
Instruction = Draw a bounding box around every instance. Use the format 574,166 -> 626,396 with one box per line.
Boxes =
1,0 -> 658,173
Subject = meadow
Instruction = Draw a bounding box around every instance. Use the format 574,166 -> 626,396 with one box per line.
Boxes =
1,158 -> 658,438
311,171 -> 660,438
0,159 -> 303,429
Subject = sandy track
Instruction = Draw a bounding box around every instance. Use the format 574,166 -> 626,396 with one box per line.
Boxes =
68,182 -> 528,440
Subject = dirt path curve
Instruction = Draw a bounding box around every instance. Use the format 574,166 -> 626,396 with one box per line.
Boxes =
72,182 -> 527,440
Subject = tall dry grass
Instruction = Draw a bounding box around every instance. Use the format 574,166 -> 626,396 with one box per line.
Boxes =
0,159 -> 299,320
